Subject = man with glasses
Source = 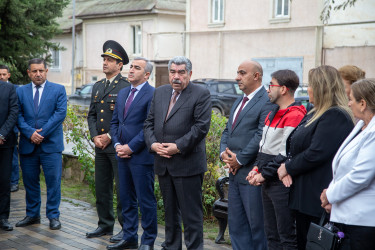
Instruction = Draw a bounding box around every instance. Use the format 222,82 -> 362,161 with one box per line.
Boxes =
247,69 -> 306,250
220,60 -> 274,250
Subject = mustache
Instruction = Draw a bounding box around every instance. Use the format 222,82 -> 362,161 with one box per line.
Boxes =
172,79 -> 181,84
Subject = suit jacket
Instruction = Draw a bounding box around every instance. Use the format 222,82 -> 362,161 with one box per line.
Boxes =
144,82 -> 212,177
326,116 -> 375,227
220,87 -> 274,184
285,107 -> 354,217
0,81 -> 18,148
17,81 -> 67,154
110,82 -> 155,165
87,74 -> 130,154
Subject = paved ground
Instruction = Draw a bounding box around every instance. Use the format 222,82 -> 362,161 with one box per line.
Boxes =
0,188 -> 232,250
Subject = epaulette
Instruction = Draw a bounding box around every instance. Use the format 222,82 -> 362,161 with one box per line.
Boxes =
120,76 -> 129,82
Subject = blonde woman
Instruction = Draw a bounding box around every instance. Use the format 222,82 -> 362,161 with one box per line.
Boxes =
321,79 -> 375,250
277,65 -> 354,250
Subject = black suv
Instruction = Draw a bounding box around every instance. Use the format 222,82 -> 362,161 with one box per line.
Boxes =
192,79 -> 242,117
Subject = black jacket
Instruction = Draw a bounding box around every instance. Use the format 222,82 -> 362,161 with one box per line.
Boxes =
0,81 -> 18,148
285,107 -> 354,217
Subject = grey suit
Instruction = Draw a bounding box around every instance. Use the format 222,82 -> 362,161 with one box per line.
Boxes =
144,82 -> 211,250
220,87 -> 274,250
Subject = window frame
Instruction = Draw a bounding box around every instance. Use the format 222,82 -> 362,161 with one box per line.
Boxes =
49,49 -> 61,70
208,0 -> 225,27
269,0 -> 291,23
132,25 -> 142,56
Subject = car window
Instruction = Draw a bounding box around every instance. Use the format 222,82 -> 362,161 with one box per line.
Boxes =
218,83 -> 235,94
80,85 -> 93,95
234,84 -> 242,95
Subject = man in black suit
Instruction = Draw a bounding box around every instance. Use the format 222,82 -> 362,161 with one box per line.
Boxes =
0,80 -> 18,231
220,60 -> 273,250
144,56 -> 212,250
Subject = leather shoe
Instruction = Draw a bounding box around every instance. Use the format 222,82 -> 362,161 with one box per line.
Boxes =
106,240 -> 138,249
49,218 -> 61,230
15,216 -> 41,227
138,245 -> 153,250
86,227 -> 113,238
0,219 -> 13,231
10,184 -> 19,192
110,229 -> 124,243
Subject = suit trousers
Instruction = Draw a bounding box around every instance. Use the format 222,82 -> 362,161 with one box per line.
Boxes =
262,181 -> 297,250
158,172 -> 204,250
20,146 -> 62,219
0,147 -> 13,219
94,150 -> 123,231
118,161 -> 157,245
228,179 -> 267,250
11,145 -> 19,185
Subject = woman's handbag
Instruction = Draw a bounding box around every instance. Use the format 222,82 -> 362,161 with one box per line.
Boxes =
306,212 -> 345,250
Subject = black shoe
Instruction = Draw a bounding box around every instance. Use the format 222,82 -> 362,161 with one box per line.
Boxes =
86,227 -> 113,238
49,218 -> 61,230
110,229 -> 124,243
15,216 -> 41,227
0,219 -> 13,231
10,184 -> 19,192
106,240 -> 138,249
138,245 -> 153,250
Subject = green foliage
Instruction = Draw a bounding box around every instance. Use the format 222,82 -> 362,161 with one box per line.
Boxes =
203,111 -> 227,218
0,0 -> 69,84
320,0 -> 358,24
63,105 -> 96,195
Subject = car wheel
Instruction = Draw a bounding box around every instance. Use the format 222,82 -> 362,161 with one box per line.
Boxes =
212,107 -> 223,115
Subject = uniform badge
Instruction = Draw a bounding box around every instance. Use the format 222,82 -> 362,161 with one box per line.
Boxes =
106,48 -> 113,53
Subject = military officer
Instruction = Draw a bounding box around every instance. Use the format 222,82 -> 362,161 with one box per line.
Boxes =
86,40 -> 130,242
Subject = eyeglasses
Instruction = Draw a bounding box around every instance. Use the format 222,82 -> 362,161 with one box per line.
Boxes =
268,84 -> 289,91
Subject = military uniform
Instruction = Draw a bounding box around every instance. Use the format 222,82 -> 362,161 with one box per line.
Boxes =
86,40 -> 130,236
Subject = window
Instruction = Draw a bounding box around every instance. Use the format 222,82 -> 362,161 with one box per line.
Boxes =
218,83 -> 234,94
50,49 -> 60,69
132,25 -> 142,55
212,0 -> 224,23
275,0 -> 289,17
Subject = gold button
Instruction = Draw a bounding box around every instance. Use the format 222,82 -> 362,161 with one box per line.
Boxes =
101,100 -> 104,103
101,128 -> 104,132
100,119 -> 104,122
101,110 -> 104,113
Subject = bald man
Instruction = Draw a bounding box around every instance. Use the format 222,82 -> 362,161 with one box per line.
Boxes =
220,60 -> 274,250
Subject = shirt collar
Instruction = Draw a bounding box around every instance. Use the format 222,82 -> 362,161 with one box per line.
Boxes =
32,81 -> 46,89
244,85 -> 263,99
131,81 -> 147,91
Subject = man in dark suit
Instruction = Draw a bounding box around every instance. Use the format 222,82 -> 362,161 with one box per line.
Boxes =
220,60 -> 273,250
107,57 -> 157,250
16,58 -> 67,230
0,80 -> 18,231
0,65 -> 20,193
144,56 -> 212,250
86,40 -> 130,240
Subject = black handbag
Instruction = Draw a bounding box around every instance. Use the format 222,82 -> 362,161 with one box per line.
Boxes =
306,212 -> 344,250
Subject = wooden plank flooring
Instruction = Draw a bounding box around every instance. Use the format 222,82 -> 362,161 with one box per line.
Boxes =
0,188 -> 232,250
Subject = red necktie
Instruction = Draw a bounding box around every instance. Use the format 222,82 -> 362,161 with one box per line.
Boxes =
232,97 -> 249,129
124,88 -> 137,118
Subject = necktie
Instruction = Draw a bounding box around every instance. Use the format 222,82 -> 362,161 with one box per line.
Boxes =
124,88 -> 138,118
34,85 -> 41,113
105,80 -> 110,90
165,91 -> 180,120
232,96 -> 249,129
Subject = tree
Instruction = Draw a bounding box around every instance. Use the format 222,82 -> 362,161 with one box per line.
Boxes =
0,0 -> 69,84
321,0 -> 358,24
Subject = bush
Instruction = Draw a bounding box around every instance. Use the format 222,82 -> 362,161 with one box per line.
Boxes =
63,105 -> 96,195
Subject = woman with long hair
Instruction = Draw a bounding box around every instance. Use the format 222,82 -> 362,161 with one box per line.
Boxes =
277,65 -> 354,250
